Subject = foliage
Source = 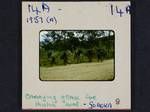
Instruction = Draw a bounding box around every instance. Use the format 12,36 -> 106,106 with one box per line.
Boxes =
40,30 -> 114,67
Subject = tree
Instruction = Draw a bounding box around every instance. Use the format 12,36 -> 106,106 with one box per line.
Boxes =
74,49 -> 82,63
96,48 -> 106,62
86,49 -> 94,62
60,51 -> 68,65
40,30 -> 115,66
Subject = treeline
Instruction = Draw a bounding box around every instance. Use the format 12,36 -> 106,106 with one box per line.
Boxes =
40,30 -> 114,67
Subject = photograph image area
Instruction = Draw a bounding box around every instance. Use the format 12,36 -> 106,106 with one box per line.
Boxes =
40,30 -> 115,81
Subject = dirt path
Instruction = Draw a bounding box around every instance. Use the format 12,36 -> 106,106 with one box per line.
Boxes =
40,59 -> 114,81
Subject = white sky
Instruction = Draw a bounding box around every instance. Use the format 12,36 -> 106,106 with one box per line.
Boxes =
40,31 -> 48,42
40,31 -> 114,42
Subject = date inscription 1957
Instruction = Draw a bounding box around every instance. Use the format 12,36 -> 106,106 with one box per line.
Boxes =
26,2 -> 58,24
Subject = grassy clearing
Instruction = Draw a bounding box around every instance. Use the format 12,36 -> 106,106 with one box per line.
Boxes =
40,59 -> 114,81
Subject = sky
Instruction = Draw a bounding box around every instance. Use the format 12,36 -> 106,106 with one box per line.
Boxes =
40,31 -> 49,42
40,30 -> 114,42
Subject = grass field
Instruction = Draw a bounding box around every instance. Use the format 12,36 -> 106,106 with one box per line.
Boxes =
40,59 -> 114,81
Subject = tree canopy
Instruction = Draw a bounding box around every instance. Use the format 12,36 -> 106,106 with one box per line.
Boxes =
40,30 -> 114,66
